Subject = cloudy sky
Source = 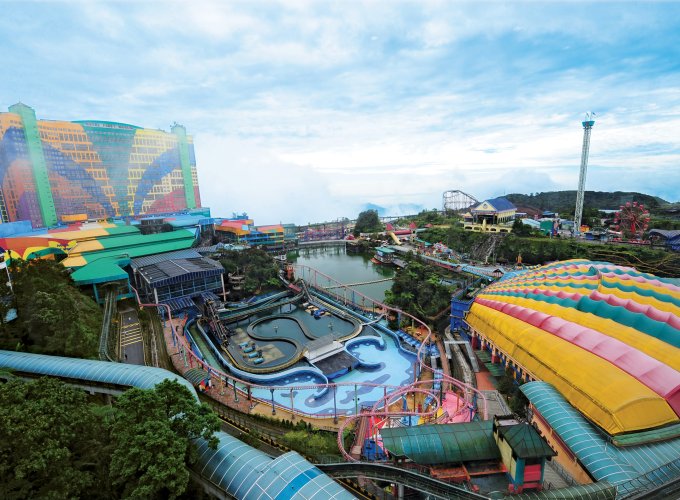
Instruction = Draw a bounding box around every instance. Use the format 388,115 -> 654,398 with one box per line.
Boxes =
1,1 -> 679,224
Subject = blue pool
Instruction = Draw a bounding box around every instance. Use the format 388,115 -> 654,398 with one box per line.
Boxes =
248,328 -> 416,415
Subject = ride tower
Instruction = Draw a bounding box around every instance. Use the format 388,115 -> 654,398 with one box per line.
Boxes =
573,112 -> 595,235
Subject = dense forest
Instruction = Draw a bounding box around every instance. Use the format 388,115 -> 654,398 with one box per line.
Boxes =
0,259 -> 102,358
506,190 -> 670,213
0,378 -> 219,500
385,258 -> 460,326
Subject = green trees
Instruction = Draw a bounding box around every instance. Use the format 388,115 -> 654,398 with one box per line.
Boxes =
2,259 -> 101,358
218,249 -> 282,296
0,377 -> 105,499
110,380 -> 220,499
385,260 -> 453,320
0,378 -> 220,500
353,209 -> 382,236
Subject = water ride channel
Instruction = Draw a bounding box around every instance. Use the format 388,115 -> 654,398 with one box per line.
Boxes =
178,245 -> 485,431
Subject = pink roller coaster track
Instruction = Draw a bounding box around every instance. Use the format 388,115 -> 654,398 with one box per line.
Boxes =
130,264 -> 488,461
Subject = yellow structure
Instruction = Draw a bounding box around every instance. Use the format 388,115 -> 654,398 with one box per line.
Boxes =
465,259 -> 680,436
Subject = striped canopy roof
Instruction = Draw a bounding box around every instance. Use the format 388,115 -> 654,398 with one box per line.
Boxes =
467,259 -> 680,436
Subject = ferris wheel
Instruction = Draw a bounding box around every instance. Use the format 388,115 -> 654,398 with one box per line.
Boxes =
613,202 -> 650,240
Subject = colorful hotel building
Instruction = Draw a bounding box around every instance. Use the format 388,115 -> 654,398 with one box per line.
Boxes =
0,103 -> 201,228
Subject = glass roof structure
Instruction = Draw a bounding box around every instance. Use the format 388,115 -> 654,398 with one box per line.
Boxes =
521,381 -> 680,497
196,435 -> 353,499
0,349 -> 197,398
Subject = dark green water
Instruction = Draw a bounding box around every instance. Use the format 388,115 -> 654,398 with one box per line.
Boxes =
288,245 -> 395,302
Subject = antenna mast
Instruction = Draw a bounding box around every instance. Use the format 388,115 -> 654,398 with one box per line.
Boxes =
574,112 -> 595,235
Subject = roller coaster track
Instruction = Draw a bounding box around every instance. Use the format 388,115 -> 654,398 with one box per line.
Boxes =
219,292 -> 305,323
108,275 -> 643,499
324,278 -> 393,290
317,462 -> 487,500
131,272 -> 490,465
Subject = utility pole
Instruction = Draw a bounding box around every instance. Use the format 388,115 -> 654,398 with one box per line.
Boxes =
574,112 -> 595,235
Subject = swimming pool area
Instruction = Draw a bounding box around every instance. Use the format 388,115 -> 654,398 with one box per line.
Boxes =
196,294 -> 420,415
246,327 -> 417,415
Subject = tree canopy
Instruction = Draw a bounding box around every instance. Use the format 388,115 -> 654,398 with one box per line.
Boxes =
1,259 -> 101,358
385,260 -> 454,321
218,249 -> 282,296
0,377 -> 220,500
0,377 -> 106,499
109,380 -> 220,499
353,209 -> 383,235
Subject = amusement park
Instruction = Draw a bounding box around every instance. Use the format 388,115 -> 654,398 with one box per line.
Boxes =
0,103 -> 679,500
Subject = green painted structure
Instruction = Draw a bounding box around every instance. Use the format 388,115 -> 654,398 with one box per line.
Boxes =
381,421 -> 501,465
8,103 -> 58,227
172,123 -> 196,210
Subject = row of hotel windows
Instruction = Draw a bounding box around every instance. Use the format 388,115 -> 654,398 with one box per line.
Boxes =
39,131 -> 88,143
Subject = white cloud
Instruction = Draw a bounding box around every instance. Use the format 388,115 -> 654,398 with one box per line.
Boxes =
2,0 -> 680,224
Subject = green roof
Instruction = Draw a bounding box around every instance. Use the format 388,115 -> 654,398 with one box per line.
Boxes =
376,246 -> 395,254
497,424 -> 556,459
381,421 -> 500,465
69,231 -> 197,285
101,225 -> 140,236
70,257 -> 130,285
95,229 -> 196,253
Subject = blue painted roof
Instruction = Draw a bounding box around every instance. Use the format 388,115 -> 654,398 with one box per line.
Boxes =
521,382 -> 680,496
484,197 -> 516,212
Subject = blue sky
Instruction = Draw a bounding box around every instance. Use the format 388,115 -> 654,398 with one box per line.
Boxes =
1,1 -> 679,224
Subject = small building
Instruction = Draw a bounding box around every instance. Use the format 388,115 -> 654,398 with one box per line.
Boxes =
130,249 -> 225,305
493,415 -> 556,493
373,246 -> 395,264
380,421 -> 503,483
380,418 -> 555,493
649,229 -> 680,252
464,197 -> 516,232
215,216 -> 296,251
471,197 -> 516,225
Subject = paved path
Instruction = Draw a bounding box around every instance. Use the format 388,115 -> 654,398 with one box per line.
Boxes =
119,308 -> 145,365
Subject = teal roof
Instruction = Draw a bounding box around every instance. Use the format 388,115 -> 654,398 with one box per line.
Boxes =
100,225 -> 140,236
521,382 -> 680,496
381,421 -> 500,465
497,424 -> 556,459
70,256 -> 130,285
0,350 -> 197,398
70,231 -> 197,284
376,246 -> 395,254
96,228 -> 196,253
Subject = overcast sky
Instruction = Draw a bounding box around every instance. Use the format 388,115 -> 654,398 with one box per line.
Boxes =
1,0 -> 679,224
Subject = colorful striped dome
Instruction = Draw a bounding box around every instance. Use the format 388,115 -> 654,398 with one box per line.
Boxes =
466,259 -> 680,436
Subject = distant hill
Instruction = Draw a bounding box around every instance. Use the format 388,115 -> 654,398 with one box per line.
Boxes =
505,191 -> 669,214
361,202 -> 426,217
